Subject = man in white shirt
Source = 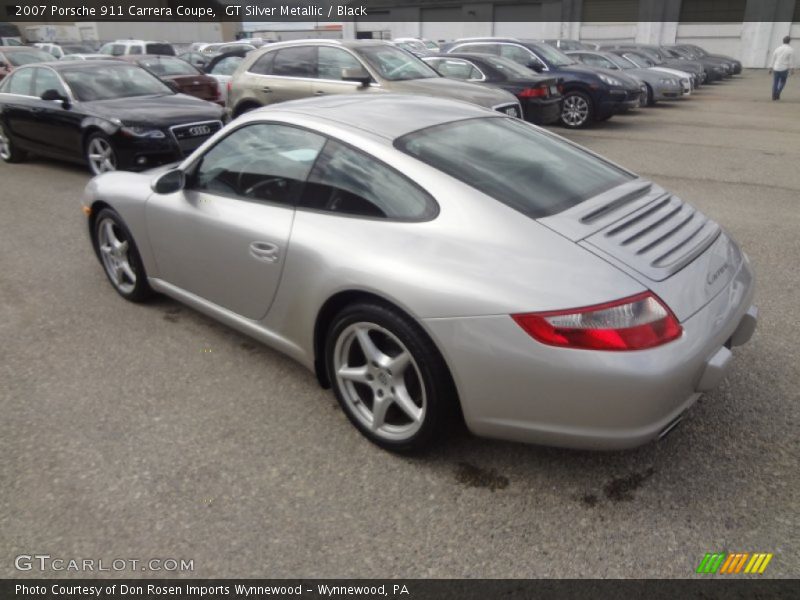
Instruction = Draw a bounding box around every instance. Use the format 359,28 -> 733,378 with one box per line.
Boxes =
769,36 -> 795,100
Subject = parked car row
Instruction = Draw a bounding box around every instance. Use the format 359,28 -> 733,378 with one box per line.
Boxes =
0,36 -> 742,178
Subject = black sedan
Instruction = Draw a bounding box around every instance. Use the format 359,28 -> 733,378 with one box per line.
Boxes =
0,60 -> 225,175
424,53 -> 562,125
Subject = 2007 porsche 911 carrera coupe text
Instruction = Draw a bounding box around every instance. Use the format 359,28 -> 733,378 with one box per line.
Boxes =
81,95 -> 757,453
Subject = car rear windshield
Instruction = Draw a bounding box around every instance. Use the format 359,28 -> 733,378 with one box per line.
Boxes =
62,64 -> 173,101
139,56 -> 198,76
395,117 -> 634,219
145,43 -> 175,56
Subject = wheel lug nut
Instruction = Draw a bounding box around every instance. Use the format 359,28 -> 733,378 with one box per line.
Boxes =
377,389 -> 384,397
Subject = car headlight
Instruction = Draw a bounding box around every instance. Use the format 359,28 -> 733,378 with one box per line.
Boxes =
121,125 -> 166,139
597,73 -> 622,87
659,78 -> 677,85
712,66 -> 723,72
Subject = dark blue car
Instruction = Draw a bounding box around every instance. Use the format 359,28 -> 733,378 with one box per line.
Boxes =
443,38 -> 641,128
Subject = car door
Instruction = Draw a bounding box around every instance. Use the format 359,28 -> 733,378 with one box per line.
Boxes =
312,46 -> 377,97
0,67 -> 38,150
29,66 -> 83,156
254,46 -> 314,105
145,122 -> 327,320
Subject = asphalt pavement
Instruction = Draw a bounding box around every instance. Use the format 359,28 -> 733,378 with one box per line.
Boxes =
1,70 -> 798,578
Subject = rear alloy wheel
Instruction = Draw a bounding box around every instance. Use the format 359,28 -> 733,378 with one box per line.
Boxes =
86,133 -> 118,176
0,123 -> 27,163
93,208 -> 152,302
326,303 -> 456,453
560,91 -> 593,128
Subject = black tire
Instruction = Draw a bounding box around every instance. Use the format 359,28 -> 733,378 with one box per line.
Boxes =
85,132 -> 118,176
0,122 -> 27,163
325,302 -> 457,453
234,102 -> 261,119
560,91 -> 594,129
92,208 -> 153,303
644,83 -> 656,106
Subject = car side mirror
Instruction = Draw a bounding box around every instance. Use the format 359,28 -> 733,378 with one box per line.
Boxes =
341,67 -> 371,86
152,169 -> 185,194
527,61 -> 543,73
41,88 -> 71,108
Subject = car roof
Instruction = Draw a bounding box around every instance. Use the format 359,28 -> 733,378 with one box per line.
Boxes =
248,94 -> 499,141
259,39 -> 391,51
40,59 -> 132,71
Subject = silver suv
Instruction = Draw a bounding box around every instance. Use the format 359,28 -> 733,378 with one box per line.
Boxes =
227,39 -> 521,119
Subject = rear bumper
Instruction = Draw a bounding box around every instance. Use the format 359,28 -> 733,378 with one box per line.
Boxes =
424,257 -> 756,450
521,96 -> 561,125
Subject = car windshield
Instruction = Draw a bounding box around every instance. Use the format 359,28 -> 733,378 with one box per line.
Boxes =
478,55 -> 540,78
603,53 -> 635,70
356,45 -> 439,81
622,53 -> 653,68
396,117 -> 633,219
61,64 -> 173,101
529,42 -> 575,66
5,49 -> 54,66
138,56 -> 198,76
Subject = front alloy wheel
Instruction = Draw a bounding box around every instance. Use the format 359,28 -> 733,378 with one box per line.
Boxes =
86,134 -> 118,175
93,208 -> 152,302
560,92 -> 592,128
326,303 -> 456,452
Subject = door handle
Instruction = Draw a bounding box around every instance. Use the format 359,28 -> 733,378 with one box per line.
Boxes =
249,241 -> 279,262
314,90 -> 326,95
261,86 -> 272,93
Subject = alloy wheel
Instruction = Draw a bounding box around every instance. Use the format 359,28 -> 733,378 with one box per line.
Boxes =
0,127 -> 11,161
87,137 -> 117,175
562,94 -> 589,127
333,322 -> 426,442
97,217 -> 137,294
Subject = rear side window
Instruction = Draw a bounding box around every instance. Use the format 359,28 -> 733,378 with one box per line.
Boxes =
110,45 -> 125,56
249,51 -> 275,75
300,139 -> 437,221
396,117 -> 634,219
145,43 -> 175,56
129,46 -> 143,55
273,47 -> 315,78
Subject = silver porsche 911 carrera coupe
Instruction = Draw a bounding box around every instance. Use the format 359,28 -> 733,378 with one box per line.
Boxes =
82,94 -> 757,453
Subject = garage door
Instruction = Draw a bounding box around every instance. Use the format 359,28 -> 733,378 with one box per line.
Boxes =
493,3 -> 544,38
421,7 -> 463,41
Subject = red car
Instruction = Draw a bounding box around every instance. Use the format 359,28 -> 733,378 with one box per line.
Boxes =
119,55 -> 221,105
0,47 -> 55,81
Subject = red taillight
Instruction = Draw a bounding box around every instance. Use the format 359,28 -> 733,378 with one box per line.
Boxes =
226,81 -> 232,94
519,86 -> 547,98
512,292 -> 682,351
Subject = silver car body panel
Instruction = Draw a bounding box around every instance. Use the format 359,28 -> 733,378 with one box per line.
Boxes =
82,94 -> 756,449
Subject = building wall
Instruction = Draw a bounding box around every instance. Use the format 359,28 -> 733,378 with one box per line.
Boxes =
343,0 -> 800,67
